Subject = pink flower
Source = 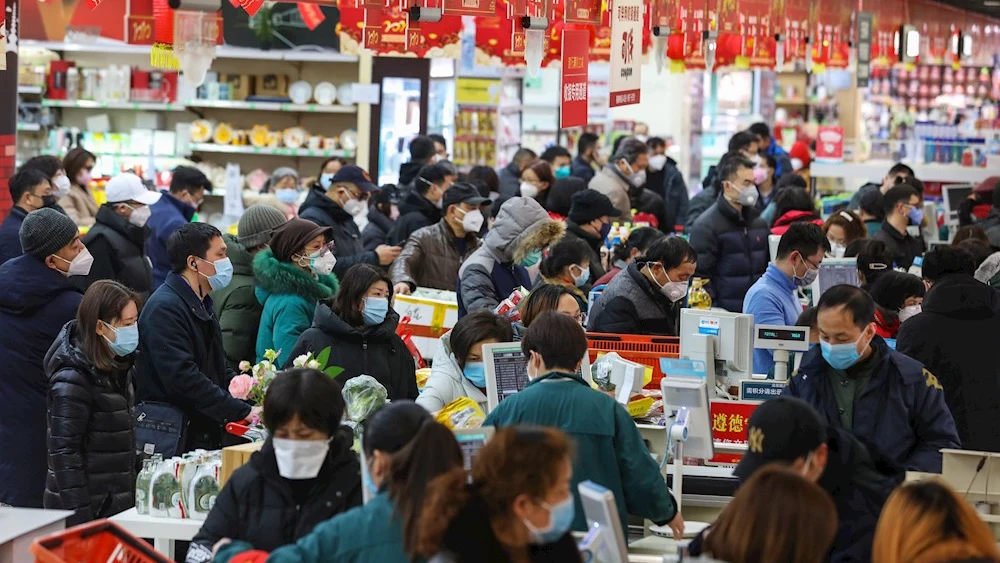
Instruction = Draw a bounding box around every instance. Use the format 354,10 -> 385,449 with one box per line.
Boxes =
229,374 -> 254,400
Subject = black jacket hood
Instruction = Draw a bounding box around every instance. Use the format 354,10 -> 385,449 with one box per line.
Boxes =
398,161 -> 425,188
44,321 -> 95,380
398,189 -> 439,219
923,274 -> 1000,321
299,188 -> 353,224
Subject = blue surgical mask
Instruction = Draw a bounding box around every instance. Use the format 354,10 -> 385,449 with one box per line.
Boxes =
520,249 -> 542,268
598,222 -> 612,240
320,173 -> 335,190
276,188 -> 299,204
362,297 -> 389,326
102,321 -> 139,356
463,361 -> 486,388
820,332 -> 869,370
523,495 -> 575,545
572,265 -> 590,287
908,206 -> 924,226
555,165 -> 571,179
363,467 -> 379,495
197,257 -> 234,291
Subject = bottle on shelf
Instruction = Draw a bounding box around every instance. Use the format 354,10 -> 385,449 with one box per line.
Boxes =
65,68 -> 79,101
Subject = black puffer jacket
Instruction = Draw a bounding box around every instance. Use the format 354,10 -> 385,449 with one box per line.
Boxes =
289,305 -> 418,401
388,189 -> 441,246
361,205 -> 396,251
588,262 -> 681,336
298,188 -> 379,278
43,321 -> 135,525
185,430 -> 362,562
75,205 -> 152,298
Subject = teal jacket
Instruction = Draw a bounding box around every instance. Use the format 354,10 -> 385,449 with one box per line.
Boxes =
253,249 -> 338,366
215,492 -> 410,563
484,371 -> 677,532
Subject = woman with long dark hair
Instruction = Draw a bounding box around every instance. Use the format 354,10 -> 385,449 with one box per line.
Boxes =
60,148 -> 98,226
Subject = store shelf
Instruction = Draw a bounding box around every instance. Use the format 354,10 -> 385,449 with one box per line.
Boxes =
21,39 -> 358,63
186,100 -> 356,113
775,98 -> 810,106
17,123 -> 42,132
42,99 -> 187,111
189,143 -> 355,158
812,160 -> 996,185
17,85 -> 43,95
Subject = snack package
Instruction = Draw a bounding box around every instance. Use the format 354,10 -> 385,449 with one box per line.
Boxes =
494,286 -> 530,322
435,397 -> 486,429
343,375 -> 389,423
688,278 -> 713,309
416,368 -> 432,391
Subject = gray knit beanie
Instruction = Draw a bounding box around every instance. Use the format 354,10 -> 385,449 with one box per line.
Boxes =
238,204 -> 288,248
19,207 -> 80,259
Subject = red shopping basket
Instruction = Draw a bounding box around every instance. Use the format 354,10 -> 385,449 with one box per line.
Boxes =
30,519 -> 171,563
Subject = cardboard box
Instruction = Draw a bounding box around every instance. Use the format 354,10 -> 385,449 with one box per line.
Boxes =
393,289 -> 459,361
220,441 -> 263,487
256,74 -> 289,97
222,73 -> 253,101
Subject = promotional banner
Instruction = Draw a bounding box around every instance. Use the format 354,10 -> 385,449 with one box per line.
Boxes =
560,28 -> 589,128
609,0 -> 642,107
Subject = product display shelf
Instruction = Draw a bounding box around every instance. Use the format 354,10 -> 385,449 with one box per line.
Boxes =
16,123 -> 41,132
188,143 -> 355,159
21,39 -> 359,63
811,159 -> 996,186
17,85 -> 43,95
185,99 -> 357,113
42,99 -> 187,111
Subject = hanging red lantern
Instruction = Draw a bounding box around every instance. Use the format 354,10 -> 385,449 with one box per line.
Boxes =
667,32 -> 685,60
811,41 -> 829,65
715,32 -> 742,67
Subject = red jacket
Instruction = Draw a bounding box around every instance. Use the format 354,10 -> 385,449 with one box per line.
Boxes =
771,210 -> 824,235
874,308 -> 900,339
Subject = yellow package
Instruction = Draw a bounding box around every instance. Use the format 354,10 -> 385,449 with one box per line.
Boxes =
627,396 -> 655,418
435,396 -> 485,429
688,277 -> 713,309
415,368 -> 432,391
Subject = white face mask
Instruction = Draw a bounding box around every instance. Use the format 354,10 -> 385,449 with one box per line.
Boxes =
727,181 -> 758,206
52,175 -> 71,198
828,240 -> 846,258
621,160 -> 646,187
456,207 -> 484,234
299,249 -> 337,276
273,437 -> 330,480
340,190 -> 366,217
898,304 -> 922,323
54,247 -> 94,277
126,204 -> 151,228
647,264 -> 688,302
520,182 -> 539,199
648,154 -> 667,172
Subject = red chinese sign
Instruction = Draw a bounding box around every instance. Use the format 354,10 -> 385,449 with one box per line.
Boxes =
339,1 -> 462,56
560,29 -> 589,128
565,0 -> 601,25
709,400 -> 758,465
815,126 -> 844,162
443,0 -> 496,17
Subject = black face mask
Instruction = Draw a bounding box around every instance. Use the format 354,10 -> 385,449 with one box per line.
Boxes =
43,195 -> 58,208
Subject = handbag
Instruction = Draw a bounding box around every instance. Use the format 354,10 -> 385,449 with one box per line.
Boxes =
134,401 -> 189,459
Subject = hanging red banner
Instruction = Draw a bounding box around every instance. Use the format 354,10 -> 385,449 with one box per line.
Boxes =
716,0 -> 738,35
566,0 -> 601,25
339,1 -> 462,56
561,29 -> 589,128
442,0 -> 496,17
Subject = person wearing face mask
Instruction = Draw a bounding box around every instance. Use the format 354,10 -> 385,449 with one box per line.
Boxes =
645,137 -> 688,233
519,161 -> 556,208
457,196 -> 565,316
215,401 -> 462,563
388,162 -> 456,246
289,263 -> 417,400
744,223 -> 829,374
137,223 -> 257,452
253,219 -> 340,366
689,154 -> 770,312
42,281 -> 140,525
498,148 -> 539,197
899,246 -> 1000,453
485,313 -> 683,539
186,369 -> 361,563
540,145 -> 573,182
314,157 -> 346,193
823,210 -> 867,259
257,166 -> 302,219
58,148 -> 99,227
588,138 -> 649,221
417,310 -> 512,413
588,236 -> 696,336
0,208 -> 86,508
214,205 -> 289,371
562,190 -> 620,284
147,165 -> 211,289
868,271 -> 925,339
361,184 -> 400,251
687,396 -> 903,563
76,173 -> 161,298
0,167 -> 54,265
21,155 -> 70,215
784,284 -> 960,473
873,183 -> 927,270
391,183 -> 488,295
538,238 -> 593,313
299,164 -> 399,278
593,227 -> 665,287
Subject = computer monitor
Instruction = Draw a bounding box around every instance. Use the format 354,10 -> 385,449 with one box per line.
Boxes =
942,184 -> 974,225
661,376 -> 714,514
482,342 -> 592,412
808,257 -> 859,300
679,309 -> 753,388
578,480 -> 628,563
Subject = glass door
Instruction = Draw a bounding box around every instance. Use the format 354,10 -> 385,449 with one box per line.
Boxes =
368,58 -> 430,184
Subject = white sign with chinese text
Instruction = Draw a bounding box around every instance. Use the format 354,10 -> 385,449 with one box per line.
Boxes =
609,0 -> 642,107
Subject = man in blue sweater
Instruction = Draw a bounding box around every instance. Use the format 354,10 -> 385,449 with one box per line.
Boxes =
744,222 -> 829,374
146,166 -> 211,289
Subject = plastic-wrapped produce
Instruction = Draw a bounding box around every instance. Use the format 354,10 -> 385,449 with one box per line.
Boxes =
342,375 -> 388,423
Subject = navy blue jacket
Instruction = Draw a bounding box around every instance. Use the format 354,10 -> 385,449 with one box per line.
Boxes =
457,261 -> 531,317
146,192 -> 194,290
661,157 -> 689,232
0,255 -> 83,507
0,206 -> 28,265
763,140 -> 793,179
570,155 -> 597,184
688,195 -> 769,312
136,273 -> 250,451
784,337 -> 961,473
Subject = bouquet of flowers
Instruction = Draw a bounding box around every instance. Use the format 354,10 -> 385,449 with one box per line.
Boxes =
228,349 -> 281,404
290,347 -> 345,379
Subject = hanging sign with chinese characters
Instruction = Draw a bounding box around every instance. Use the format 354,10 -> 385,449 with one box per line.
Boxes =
560,29 -> 589,128
609,0 -> 642,107
708,400 -> 759,465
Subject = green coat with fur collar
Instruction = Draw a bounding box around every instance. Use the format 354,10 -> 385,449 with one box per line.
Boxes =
253,249 -> 339,366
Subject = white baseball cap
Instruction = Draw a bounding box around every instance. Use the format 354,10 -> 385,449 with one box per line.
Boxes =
105,173 -> 162,205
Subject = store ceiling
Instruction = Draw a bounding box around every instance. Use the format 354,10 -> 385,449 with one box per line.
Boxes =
938,0 -> 1000,19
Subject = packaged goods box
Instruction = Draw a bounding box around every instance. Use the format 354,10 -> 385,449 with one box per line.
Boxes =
393,289 -> 459,361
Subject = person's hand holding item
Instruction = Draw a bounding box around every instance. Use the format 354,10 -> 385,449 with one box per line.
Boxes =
669,511 -> 685,540
248,405 -> 263,425
376,245 -> 402,265
394,282 -> 412,296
